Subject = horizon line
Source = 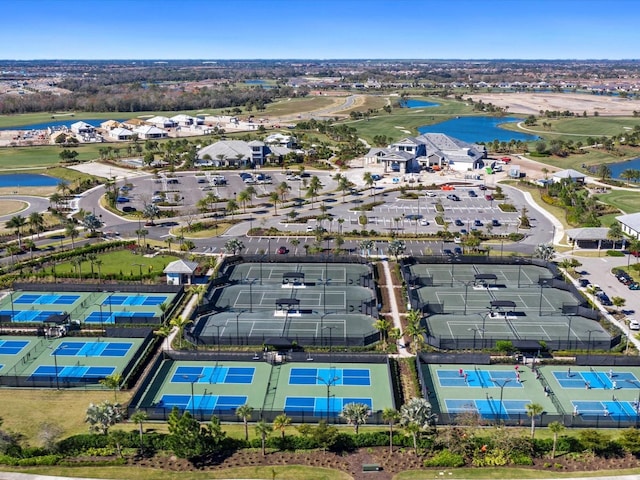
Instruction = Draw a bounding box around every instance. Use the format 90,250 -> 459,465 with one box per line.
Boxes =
1,58 -> 640,62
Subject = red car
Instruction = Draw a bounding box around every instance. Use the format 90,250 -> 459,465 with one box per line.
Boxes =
485,195 -> 494,201
277,246 -> 288,254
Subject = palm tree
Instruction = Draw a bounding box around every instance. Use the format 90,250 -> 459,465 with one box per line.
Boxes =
382,407 -> 400,453
272,413 -> 292,441
400,398 -> 437,456
290,238 -> 300,254
130,410 -> 149,451
363,171 -> 375,198
548,421 -> 565,458
277,182 -> 291,203
608,222 -> 624,250
169,316 -> 193,349
341,402 -> 370,434
405,310 -> 425,352
28,212 -> 45,238
153,325 -> 171,351
99,373 -> 123,402
269,191 -> 280,215
65,222 -> 79,249
373,318 -> 391,350
255,420 -> 270,456
235,404 -> 254,441
525,402 -> 544,439
6,215 -> 26,249
237,190 -> 251,213
95,259 -> 103,283
597,164 -> 612,181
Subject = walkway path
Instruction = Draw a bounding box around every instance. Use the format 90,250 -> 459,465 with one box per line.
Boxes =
380,258 -> 410,358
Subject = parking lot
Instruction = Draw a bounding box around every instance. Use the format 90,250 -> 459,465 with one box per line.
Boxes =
114,170 -> 340,215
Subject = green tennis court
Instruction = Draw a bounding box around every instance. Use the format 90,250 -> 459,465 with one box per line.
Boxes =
0,335 -> 147,388
134,359 -> 394,422
227,262 -> 372,286
406,262 -> 609,349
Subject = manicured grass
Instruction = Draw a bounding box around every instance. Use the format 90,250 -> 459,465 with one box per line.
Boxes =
262,96 -> 337,117
8,465 -> 351,480
598,189 -> 640,214
0,199 -> 28,216
0,389 -> 132,443
0,144 -> 106,169
53,250 -> 180,277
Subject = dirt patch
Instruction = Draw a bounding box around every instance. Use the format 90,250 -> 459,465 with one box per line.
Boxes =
465,92 -> 639,116
0,199 -> 29,216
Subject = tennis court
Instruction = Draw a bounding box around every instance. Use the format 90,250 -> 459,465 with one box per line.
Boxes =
29,365 -> 116,381
171,365 -> 255,384
445,398 -> 531,420
227,262 -> 372,286
572,400 -> 640,420
53,340 -> 133,357
133,359 -> 394,421
436,368 -> 523,389
104,294 -> 168,307
421,363 -> 558,419
14,294 -> 80,305
212,284 -> 374,314
194,311 -> 377,347
1,290 -> 176,325
0,340 -> 29,355
407,262 -> 609,349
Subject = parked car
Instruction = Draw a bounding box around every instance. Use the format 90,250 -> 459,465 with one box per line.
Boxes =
443,249 -> 453,256
420,219 -> 429,226
455,219 -> 464,226
454,237 -> 462,244
460,229 -> 468,235
630,283 -> 640,290
116,197 -> 129,203
578,278 -> 590,288
468,190 -> 477,197
479,185 -> 487,191
425,191 -> 437,197
474,219 -> 483,227
630,320 -> 640,330
446,194 -> 460,201
492,219 -> 501,227
277,246 -> 288,254
454,247 -> 463,255
485,194 -> 494,201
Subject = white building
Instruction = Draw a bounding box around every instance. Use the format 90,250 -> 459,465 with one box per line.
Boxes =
70,121 -> 95,135
132,125 -> 168,139
108,127 -> 133,141
616,213 -> 640,239
146,116 -> 177,129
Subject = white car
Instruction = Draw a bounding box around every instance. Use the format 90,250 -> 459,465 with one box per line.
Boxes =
425,191 -> 437,197
420,219 -> 428,226
630,320 -> 640,331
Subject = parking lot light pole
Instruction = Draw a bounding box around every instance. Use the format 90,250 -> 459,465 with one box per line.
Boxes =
468,327 -> 483,351
235,310 -> 247,344
538,279 -> 549,315
625,380 -> 640,415
9,291 -> 14,321
183,374 -> 204,417
246,277 -> 257,313
48,345 -> 66,390
587,329 -> 599,357
318,278 -> 331,314
213,323 -> 223,356
323,325 -> 337,365
491,378 -> 512,422
516,258 -> 523,288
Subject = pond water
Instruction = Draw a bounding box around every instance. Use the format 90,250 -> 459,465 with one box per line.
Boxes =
417,116 -> 539,143
0,118 -> 126,131
609,157 -> 640,179
401,99 -> 440,108
0,173 -> 61,187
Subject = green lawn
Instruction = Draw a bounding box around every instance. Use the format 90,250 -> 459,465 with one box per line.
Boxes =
598,189 -> 640,215
53,250 -> 180,277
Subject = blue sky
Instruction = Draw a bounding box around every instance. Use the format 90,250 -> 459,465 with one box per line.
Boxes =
2,0 -> 638,60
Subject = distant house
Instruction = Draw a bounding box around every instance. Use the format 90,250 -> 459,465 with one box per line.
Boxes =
122,118 -> 148,130
552,169 -> 586,183
170,114 -> 201,127
196,140 -> 291,167
100,120 -> 121,131
265,133 -> 297,148
164,259 -> 199,285
616,213 -> 640,239
146,116 -> 177,128
132,125 -> 168,139
70,121 -> 95,135
108,127 -> 133,141
363,133 -> 485,174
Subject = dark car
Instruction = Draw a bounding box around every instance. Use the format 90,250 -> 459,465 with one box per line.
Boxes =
122,206 -> 137,213
492,219 -> 501,227
460,229 -> 468,235
474,219 -> 483,227
277,246 -> 288,254
455,219 -> 464,226
454,247 -> 463,255
479,185 -> 487,191
116,196 -> 129,203
443,249 -> 453,256
485,194 -> 494,201
578,278 -> 590,288
468,190 -> 477,197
